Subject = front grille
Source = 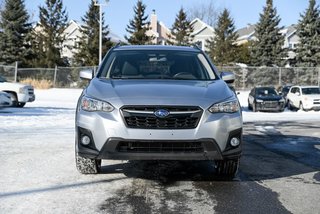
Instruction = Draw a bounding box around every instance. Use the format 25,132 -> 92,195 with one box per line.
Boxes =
117,141 -> 204,153
28,88 -> 34,95
263,101 -> 279,108
314,99 -> 320,105
121,106 -> 203,129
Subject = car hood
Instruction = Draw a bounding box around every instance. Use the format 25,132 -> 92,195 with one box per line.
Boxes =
85,78 -> 235,107
302,94 -> 320,99
0,82 -> 33,89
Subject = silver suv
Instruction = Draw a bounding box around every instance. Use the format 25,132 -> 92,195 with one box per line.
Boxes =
75,45 -> 243,179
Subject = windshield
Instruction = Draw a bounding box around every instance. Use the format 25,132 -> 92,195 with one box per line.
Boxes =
257,88 -> 278,96
98,50 -> 217,80
302,87 -> 320,95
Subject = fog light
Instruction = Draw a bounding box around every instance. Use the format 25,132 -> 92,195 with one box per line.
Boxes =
81,135 -> 91,145
230,137 -> 240,147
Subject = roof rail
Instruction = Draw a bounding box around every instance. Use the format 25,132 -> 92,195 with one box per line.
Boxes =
114,42 -> 121,48
192,42 -> 202,51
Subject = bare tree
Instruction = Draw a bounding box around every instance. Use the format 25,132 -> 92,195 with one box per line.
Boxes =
187,1 -> 220,27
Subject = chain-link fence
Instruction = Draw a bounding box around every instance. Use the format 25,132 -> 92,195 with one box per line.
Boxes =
0,64 -> 319,89
218,66 -> 320,90
0,65 -> 97,88
0,65 -> 16,82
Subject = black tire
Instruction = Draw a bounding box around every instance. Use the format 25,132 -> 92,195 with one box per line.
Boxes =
215,158 -> 240,180
252,103 -> 257,112
75,152 -> 101,174
287,100 -> 293,111
17,102 -> 26,108
299,102 -> 305,111
248,100 -> 252,110
8,92 -> 18,107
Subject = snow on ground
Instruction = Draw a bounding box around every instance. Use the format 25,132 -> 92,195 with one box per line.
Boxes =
0,88 -> 123,214
1,88 -> 81,130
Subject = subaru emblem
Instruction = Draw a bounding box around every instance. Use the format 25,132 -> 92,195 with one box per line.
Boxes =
154,109 -> 170,118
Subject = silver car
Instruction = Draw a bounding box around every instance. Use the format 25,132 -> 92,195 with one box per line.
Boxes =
75,45 -> 243,179
0,91 -> 12,108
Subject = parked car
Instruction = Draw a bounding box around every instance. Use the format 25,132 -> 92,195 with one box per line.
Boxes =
0,75 -> 35,107
287,86 -> 320,111
0,91 -> 12,108
278,85 -> 292,98
278,84 -> 292,105
75,45 -> 243,179
248,86 -> 285,112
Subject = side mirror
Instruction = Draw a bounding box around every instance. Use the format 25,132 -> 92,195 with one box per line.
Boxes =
295,92 -> 300,96
220,71 -> 235,84
79,69 -> 94,80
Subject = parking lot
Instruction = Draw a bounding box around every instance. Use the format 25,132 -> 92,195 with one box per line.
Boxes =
0,89 -> 319,213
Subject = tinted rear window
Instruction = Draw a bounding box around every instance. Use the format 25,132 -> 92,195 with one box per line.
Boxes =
302,87 -> 320,95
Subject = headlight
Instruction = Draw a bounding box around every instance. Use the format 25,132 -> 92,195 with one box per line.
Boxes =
208,100 -> 240,113
81,96 -> 114,112
19,87 -> 27,94
279,98 -> 285,102
256,99 -> 263,103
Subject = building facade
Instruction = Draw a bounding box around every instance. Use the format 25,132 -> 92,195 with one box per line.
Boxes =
146,10 -> 171,45
190,18 -> 215,52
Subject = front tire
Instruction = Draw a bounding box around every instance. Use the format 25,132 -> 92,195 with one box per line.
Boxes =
215,158 -> 240,180
248,100 -> 252,110
299,102 -> 305,111
252,103 -> 257,112
287,100 -> 293,111
17,102 -> 26,108
75,152 -> 101,174
8,92 -> 18,107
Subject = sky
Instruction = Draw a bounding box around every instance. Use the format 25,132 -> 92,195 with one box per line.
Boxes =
23,0 -> 320,39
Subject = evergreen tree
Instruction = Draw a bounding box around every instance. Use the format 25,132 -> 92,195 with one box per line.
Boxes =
168,8 -> 193,46
125,0 -> 153,45
32,0 -> 68,67
206,9 -> 238,65
236,42 -> 252,65
251,0 -> 286,66
74,0 -> 113,66
295,0 -> 320,67
0,0 -> 32,66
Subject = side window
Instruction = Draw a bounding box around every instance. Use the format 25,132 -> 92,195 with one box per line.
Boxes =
290,87 -> 296,94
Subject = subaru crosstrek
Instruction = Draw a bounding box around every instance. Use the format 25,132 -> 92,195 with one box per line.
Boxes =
75,45 -> 243,179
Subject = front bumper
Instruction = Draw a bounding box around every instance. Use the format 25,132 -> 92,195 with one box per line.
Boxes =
256,102 -> 285,111
302,101 -> 320,110
17,93 -> 35,103
76,126 -> 243,161
76,104 -> 243,161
